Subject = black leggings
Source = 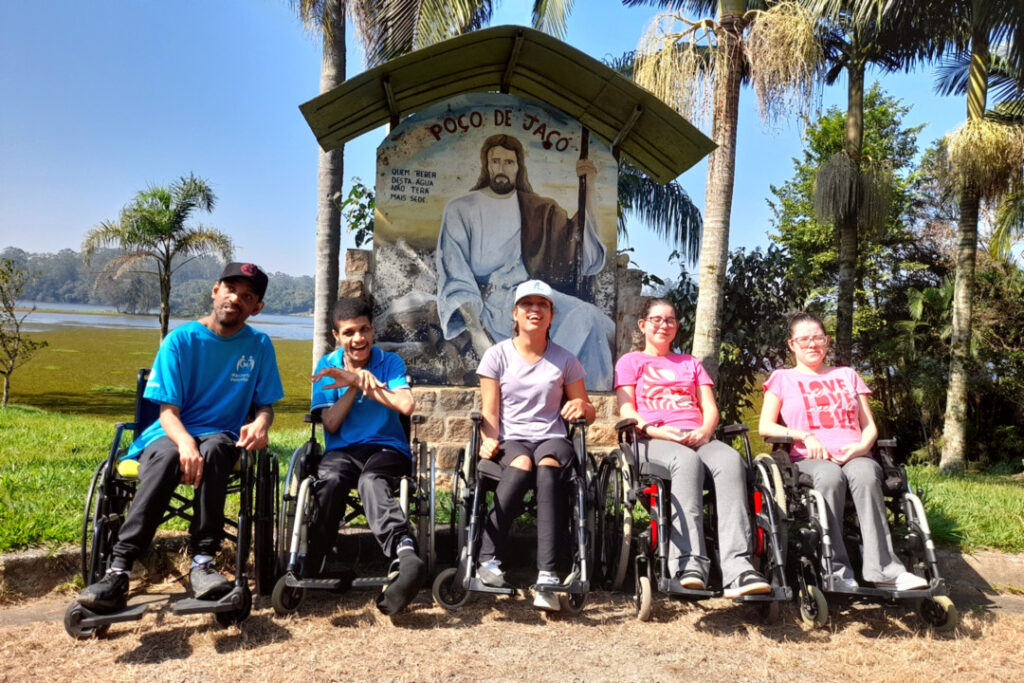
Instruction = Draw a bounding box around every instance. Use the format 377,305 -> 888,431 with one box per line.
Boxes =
479,438 -> 574,572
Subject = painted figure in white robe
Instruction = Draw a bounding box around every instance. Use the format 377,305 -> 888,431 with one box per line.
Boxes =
436,134 -> 615,390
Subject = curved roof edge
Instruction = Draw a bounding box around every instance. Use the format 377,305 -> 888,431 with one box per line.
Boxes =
299,25 -> 715,184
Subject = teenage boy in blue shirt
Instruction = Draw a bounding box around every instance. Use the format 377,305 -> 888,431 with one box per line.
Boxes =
77,263 -> 284,611
309,297 -> 425,615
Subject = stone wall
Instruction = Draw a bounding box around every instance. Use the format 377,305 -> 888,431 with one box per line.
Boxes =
341,246 -> 650,486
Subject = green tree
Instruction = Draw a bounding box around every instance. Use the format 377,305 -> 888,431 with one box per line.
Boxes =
630,0 -> 822,380
81,173 -> 233,338
0,259 -> 47,408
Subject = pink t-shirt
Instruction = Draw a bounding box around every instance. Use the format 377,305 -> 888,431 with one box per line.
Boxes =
763,366 -> 871,462
614,352 -> 713,431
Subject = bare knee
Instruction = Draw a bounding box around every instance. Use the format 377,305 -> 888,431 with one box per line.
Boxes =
537,456 -> 560,468
510,455 -> 533,472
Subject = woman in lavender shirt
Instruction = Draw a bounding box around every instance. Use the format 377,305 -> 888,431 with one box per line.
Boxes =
475,279 -> 596,611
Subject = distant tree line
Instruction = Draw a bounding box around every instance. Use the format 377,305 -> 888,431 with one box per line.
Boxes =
0,248 -> 314,316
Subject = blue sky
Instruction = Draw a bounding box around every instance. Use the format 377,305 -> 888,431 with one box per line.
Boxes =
0,1 -> 965,280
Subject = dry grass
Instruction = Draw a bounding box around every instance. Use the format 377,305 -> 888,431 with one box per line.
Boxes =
3,583 -> 1022,682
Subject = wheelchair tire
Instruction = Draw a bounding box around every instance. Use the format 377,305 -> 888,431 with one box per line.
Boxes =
215,586 -> 252,627
798,584 -> 828,628
597,457 -> 632,591
271,575 -> 306,616
918,595 -> 959,632
253,451 -> 278,596
432,567 -> 470,610
63,602 -> 110,640
560,590 -> 587,615
635,575 -> 653,622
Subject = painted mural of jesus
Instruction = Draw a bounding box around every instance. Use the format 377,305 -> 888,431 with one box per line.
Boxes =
435,133 -> 615,390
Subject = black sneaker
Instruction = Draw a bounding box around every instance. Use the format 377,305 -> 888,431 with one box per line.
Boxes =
77,570 -> 130,612
724,570 -> 771,597
189,563 -> 232,600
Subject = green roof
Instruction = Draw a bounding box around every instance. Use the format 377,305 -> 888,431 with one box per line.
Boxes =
299,25 -> 715,184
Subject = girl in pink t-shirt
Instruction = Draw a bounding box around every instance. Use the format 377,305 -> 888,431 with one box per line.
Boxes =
614,299 -> 770,597
758,312 -> 927,591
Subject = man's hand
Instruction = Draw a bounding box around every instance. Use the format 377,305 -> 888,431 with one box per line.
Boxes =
479,437 -> 500,460
560,398 -> 590,422
354,369 -> 385,393
179,442 -> 204,487
237,422 -> 269,451
312,366 -> 360,390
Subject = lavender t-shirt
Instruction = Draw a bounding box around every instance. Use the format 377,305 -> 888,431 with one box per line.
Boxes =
477,339 -> 586,441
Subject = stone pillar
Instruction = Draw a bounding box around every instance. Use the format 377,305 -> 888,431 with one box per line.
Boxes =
615,253 -> 649,357
340,248 -> 373,299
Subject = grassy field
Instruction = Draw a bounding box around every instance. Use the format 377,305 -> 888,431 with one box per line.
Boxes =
2,327 -> 1022,554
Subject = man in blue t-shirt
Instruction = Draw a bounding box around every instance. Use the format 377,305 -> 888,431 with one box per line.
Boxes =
308,297 -> 425,615
77,263 -> 284,612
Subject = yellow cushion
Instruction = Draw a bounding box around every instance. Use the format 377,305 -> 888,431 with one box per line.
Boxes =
116,455 -> 244,479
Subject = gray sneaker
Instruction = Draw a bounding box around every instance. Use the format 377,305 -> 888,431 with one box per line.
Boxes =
477,560 -> 509,588
77,570 -> 130,612
190,563 -> 232,600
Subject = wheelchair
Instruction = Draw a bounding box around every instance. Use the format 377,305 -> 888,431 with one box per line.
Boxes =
64,369 -> 278,638
598,419 -> 791,622
431,412 -> 599,614
270,409 -> 436,615
760,435 -> 959,631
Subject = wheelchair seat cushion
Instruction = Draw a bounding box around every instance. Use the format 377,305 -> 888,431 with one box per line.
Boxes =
477,458 -> 504,481
116,454 -> 243,479
639,460 -> 674,482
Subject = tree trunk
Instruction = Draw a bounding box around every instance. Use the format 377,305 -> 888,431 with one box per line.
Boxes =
312,0 -> 346,369
835,61 -> 864,366
2,374 -> 9,408
940,30 -> 988,475
690,10 -> 744,381
158,257 -> 172,340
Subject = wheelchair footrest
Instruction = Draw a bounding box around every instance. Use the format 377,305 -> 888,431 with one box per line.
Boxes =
730,586 -> 793,603
533,579 -> 589,595
75,602 -> 149,627
466,578 -> 516,596
286,576 -> 346,590
173,587 -> 246,615
350,576 -> 390,590
658,578 -> 717,598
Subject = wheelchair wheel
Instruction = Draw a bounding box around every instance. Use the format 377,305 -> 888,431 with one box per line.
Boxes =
918,595 -> 959,632
63,602 -> 110,640
271,575 -> 306,616
253,451 -> 278,596
798,584 -> 829,628
82,463 -> 133,587
560,590 -> 587,615
597,456 -> 631,591
432,567 -> 470,610
215,586 -> 252,627
635,575 -> 653,622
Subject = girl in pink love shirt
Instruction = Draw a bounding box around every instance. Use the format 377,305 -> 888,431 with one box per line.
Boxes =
759,312 -> 927,592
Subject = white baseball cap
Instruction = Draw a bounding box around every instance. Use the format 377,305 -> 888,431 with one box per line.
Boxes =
513,279 -> 554,305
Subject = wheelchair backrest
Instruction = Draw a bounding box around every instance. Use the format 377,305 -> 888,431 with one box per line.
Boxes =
133,369 -> 161,440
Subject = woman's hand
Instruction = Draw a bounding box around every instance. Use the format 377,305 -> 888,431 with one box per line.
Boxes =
834,442 -> 871,464
560,398 -> 590,422
479,437 -> 500,460
803,433 -> 829,460
679,427 -> 712,448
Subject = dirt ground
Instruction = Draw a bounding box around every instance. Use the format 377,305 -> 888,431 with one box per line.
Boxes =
2,576 -> 1024,682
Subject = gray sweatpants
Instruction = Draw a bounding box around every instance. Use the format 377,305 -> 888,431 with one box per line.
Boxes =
640,438 -> 757,586
794,457 -> 905,583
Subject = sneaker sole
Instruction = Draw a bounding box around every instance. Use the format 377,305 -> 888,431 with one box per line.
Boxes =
533,595 -> 561,611
724,582 -> 772,598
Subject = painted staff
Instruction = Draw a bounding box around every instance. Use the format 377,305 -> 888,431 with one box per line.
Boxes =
574,128 -> 590,296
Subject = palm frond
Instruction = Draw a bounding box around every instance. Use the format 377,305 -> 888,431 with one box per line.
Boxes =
991,185 -> 1024,259
617,160 -> 703,265
169,228 -> 234,265
532,0 -> 574,39
81,220 -> 127,262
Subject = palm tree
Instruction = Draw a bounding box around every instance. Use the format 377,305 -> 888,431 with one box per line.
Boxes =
294,1 -> 576,367
81,174 -> 233,339
629,0 -> 822,379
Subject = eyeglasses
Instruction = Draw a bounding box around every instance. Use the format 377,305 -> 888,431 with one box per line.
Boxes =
644,316 -> 678,328
791,334 -> 829,347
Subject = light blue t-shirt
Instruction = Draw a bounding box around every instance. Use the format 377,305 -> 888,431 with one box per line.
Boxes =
311,346 -> 412,457
126,321 -> 285,459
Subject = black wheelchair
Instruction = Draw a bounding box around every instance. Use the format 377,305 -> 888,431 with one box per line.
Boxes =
64,369 -> 278,638
761,436 -> 959,630
431,412 -> 599,614
597,419 -> 791,622
270,409 -> 436,615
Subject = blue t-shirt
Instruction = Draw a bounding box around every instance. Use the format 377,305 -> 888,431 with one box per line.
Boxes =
311,346 -> 412,457
127,321 -> 285,459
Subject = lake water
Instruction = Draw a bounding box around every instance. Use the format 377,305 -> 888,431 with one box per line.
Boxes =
18,301 -> 314,340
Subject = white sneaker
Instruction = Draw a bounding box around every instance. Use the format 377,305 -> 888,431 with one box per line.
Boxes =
533,571 -> 560,611
477,559 -> 508,588
835,575 -> 859,590
879,572 -> 928,591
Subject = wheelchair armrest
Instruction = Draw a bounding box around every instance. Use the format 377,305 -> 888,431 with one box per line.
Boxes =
569,417 -> 588,428
305,408 -> 324,424
614,418 -> 638,432
877,438 -> 897,449
411,414 -> 426,425
469,411 -> 482,422
720,424 -> 748,436
764,436 -> 794,445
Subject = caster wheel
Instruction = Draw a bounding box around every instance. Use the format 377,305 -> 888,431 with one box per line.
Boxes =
798,585 -> 829,628
63,602 -> 110,640
271,575 -> 306,616
559,591 -> 587,615
919,595 -> 959,632
215,588 -> 252,627
635,575 -> 653,622
432,567 -> 469,610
